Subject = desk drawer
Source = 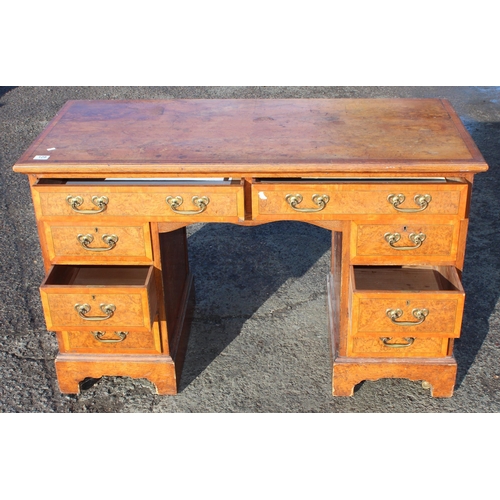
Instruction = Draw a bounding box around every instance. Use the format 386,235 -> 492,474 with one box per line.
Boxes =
42,222 -> 153,264
32,179 -> 245,221
348,336 -> 450,358
40,265 -> 157,332
59,317 -> 162,354
350,221 -> 462,264
251,180 -> 468,220
349,265 -> 465,343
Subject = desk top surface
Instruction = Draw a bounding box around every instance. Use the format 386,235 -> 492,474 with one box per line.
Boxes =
13,99 -> 488,176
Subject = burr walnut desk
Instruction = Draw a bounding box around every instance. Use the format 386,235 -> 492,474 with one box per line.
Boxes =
13,98 -> 488,397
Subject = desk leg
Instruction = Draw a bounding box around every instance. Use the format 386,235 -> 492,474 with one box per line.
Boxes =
332,357 -> 457,397
55,354 -> 178,395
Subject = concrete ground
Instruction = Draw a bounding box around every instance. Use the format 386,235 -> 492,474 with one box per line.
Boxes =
1,86 -> 499,413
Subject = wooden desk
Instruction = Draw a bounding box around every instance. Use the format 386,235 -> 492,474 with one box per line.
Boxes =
13,98 -> 488,397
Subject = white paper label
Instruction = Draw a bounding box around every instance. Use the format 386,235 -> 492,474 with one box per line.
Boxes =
258,191 -> 267,200
33,155 -> 50,160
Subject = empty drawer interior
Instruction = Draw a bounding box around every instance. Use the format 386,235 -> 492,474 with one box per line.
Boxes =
352,265 -> 463,292
43,265 -> 151,286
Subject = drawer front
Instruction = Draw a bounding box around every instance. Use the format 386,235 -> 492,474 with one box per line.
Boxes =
59,318 -> 162,354
351,296 -> 464,338
347,336 -> 449,358
40,266 -> 157,331
252,182 -> 468,220
351,221 -> 461,264
350,265 -> 465,343
42,222 -> 153,264
32,182 -> 245,221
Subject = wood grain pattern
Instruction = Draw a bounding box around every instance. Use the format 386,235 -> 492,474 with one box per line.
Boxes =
55,353 -> 177,395
13,99 -> 488,175
352,297 -> 464,336
252,180 -> 468,221
59,317 -> 162,354
349,265 -> 465,338
348,337 -> 449,357
351,220 -> 460,264
332,356 -> 458,397
40,265 -> 157,331
42,222 -> 153,264
33,181 -> 245,222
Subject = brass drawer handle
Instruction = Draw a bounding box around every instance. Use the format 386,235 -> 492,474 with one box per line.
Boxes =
66,195 -> 109,214
380,337 -> 415,348
77,233 -> 118,252
166,195 -> 209,215
74,303 -> 116,321
387,194 -> 432,213
91,331 -> 128,343
285,193 -> 330,212
384,232 -> 426,250
386,308 -> 429,326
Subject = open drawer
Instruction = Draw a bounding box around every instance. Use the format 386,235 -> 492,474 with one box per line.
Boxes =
40,265 -> 157,332
350,265 -> 465,337
348,265 -> 465,357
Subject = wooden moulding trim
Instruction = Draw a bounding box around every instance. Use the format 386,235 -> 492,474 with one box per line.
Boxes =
56,353 -> 174,363
333,356 -> 457,365
13,160 -> 489,175
26,172 -> 484,181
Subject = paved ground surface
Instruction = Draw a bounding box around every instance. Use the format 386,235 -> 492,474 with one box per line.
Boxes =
1,86 -> 499,413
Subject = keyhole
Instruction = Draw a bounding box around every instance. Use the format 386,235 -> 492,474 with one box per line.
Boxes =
406,300 -> 410,306
95,227 -> 99,233
403,226 -> 408,232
